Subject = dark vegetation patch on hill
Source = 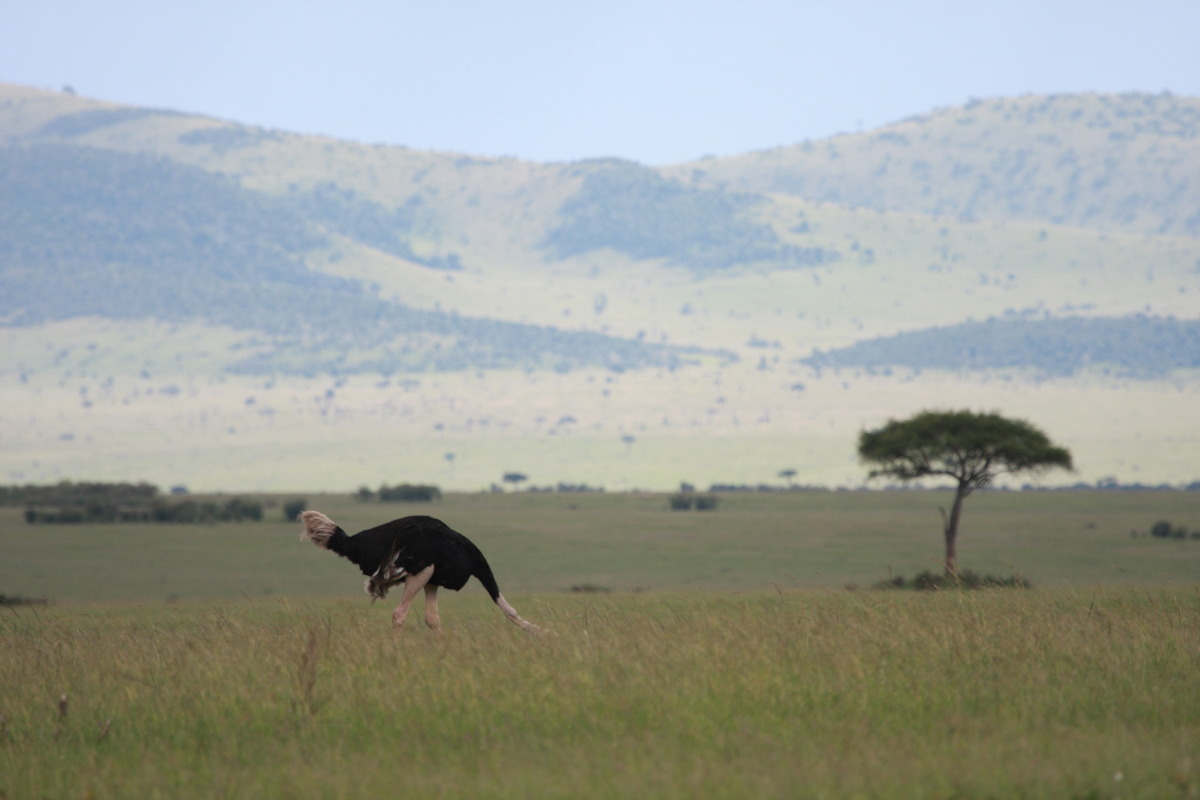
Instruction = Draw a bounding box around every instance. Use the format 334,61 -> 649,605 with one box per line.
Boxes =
544,160 -> 839,270
0,143 -> 336,317
802,314 -> 1200,378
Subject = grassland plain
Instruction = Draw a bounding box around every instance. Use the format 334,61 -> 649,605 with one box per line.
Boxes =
3,492 -> 1199,799
2,589 -> 1197,799
3,490 -> 1200,602
4,344 -> 1199,494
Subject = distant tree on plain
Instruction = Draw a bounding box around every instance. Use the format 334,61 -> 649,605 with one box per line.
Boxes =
858,410 -> 1073,575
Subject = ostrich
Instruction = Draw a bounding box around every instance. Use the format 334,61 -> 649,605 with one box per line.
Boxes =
299,510 -> 539,632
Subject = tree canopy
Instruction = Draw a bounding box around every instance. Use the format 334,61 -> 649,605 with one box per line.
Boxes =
859,410 -> 1073,489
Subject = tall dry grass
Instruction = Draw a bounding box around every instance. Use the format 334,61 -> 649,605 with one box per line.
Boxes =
2,588 -> 1197,798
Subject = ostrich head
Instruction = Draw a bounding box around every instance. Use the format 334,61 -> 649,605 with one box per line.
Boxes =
299,510 -> 339,549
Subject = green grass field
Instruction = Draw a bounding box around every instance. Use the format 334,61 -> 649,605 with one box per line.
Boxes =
3,490 -> 1199,603
3,492 -> 1199,798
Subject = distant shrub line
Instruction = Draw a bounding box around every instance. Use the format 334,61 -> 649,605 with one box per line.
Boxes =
569,583 -> 612,594
710,480 -> 1200,492
0,480 -> 159,508
668,492 -> 719,511
24,497 -> 264,525
0,592 -> 50,607
3,480 -> 267,524
872,570 -> 1032,591
356,484 -> 443,503
1136,520 -> 1199,540
499,483 -> 606,494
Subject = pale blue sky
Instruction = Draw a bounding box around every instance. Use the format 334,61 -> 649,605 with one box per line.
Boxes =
2,0 -> 1198,164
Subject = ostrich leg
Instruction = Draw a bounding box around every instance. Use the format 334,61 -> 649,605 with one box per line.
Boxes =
423,584 -> 442,630
392,565 -> 434,631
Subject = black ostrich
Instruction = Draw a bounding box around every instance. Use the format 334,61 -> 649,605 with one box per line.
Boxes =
299,510 -> 539,632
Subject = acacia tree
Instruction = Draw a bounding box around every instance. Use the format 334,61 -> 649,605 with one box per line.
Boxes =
858,410 -> 1073,575
502,472 -> 528,491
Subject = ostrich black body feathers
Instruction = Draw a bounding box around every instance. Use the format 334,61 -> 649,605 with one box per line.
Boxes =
320,514 -> 502,599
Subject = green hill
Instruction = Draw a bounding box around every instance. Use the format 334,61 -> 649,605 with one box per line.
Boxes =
672,92 -> 1200,237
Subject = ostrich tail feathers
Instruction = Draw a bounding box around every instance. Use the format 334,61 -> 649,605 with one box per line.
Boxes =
299,510 -> 339,549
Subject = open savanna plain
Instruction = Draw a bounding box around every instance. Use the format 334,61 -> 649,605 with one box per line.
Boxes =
5,340 -> 1200,494
3,491 -> 1199,799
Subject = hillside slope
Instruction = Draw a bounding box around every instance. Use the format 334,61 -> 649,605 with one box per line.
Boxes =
0,91 -> 731,374
673,93 -> 1200,237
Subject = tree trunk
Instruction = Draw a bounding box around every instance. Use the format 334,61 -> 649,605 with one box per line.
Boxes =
943,483 -> 968,576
